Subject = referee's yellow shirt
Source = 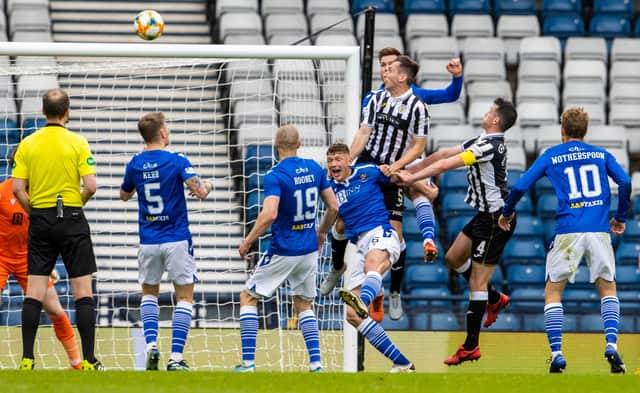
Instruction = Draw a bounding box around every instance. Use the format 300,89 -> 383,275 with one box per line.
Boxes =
12,124 -> 96,208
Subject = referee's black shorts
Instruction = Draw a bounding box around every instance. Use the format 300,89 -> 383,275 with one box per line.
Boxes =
356,151 -> 405,222
462,211 -> 516,265
28,207 -> 97,278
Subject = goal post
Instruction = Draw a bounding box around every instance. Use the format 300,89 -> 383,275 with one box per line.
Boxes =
0,42 -> 360,371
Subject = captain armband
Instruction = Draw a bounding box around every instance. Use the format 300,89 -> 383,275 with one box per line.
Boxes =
458,150 -> 477,166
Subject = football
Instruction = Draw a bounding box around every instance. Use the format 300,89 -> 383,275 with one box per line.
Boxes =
134,10 -> 164,41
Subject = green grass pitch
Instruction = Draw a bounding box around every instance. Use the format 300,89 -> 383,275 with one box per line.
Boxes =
0,328 -> 638,392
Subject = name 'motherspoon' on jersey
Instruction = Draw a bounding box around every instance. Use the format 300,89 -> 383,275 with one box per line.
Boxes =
263,157 -> 330,256
329,163 -> 392,243
121,150 -> 197,244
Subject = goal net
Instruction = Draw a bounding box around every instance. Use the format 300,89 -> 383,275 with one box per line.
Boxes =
0,42 -> 360,371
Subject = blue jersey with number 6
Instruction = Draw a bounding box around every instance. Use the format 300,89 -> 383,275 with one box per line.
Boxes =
264,156 -> 330,256
121,150 -> 197,244
503,141 -> 631,235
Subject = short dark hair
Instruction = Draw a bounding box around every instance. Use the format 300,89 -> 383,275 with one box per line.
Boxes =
138,112 -> 165,143
326,143 -> 350,155
493,98 -> 517,132
378,47 -> 401,60
561,107 -> 589,139
42,88 -> 70,119
394,55 -> 419,85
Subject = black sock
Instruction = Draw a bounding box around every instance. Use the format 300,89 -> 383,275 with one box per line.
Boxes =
21,297 -> 43,359
389,249 -> 407,293
463,300 -> 487,350
330,235 -> 348,272
75,296 -> 97,363
487,283 -> 501,305
461,262 -> 472,282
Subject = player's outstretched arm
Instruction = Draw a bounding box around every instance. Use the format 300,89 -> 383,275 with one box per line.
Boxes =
12,178 -> 30,214
409,145 -> 463,174
80,174 -> 97,205
239,196 -> 279,259
398,154 -> 465,185
383,137 -> 427,176
120,188 -> 135,201
349,125 -> 373,162
317,188 -> 339,251
185,176 -> 212,200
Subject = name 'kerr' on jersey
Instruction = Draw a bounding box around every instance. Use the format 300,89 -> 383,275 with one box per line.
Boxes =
505,141 -> 631,234
329,164 -> 392,243
121,150 -> 196,245
264,157 -> 330,257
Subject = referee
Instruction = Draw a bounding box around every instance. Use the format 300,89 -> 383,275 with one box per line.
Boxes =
12,88 -> 102,370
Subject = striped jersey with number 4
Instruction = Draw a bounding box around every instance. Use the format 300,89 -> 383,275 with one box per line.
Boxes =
121,150 -> 197,244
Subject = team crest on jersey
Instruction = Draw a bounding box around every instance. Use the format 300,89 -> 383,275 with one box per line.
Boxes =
498,144 -> 505,154
359,173 -> 367,182
398,104 -> 406,113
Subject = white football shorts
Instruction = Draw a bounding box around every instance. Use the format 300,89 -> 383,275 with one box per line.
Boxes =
138,240 -> 196,286
245,251 -> 318,301
546,232 -> 615,283
347,225 -> 401,290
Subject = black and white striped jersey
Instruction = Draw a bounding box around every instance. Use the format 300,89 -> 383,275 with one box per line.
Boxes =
460,132 -> 508,213
360,88 -> 429,165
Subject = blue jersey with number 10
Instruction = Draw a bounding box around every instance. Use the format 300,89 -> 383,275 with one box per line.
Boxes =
264,156 -> 330,256
503,141 -> 631,235
121,150 -> 197,244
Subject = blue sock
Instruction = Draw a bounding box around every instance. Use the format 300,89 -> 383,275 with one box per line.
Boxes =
360,271 -> 382,307
544,303 -> 563,353
357,317 -> 410,366
170,301 -> 193,362
298,309 -> 321,366
140,295 -> 159,348
601,296 -> 620,347
414,196 -> 435,242
240,305 -> 259,364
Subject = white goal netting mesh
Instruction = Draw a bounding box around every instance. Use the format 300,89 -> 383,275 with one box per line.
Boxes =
0,52 -> 355,371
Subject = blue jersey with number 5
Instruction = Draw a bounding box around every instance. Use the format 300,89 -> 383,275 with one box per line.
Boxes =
121,150 -> 197,244
503,141 -> 631,234
264,156 -> 330,256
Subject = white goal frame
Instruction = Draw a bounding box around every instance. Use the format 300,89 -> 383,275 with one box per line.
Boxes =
0,41 -> 361,372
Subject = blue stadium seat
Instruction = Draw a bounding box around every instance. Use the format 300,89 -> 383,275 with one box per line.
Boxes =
515,191 -> 535,214
534,176 -> 554,197
635,19 -> 640,37
489,313 -> 522,331
495,0 -> 537,15
440,170 -> 468,192
616,265 -> 640,289
404,0 -> 446,15
622,219 -> 640,241
0,119 -> 20,144
512,214 -> 545,241
404,196 -> 416,213
594,0 -> 634,18
21,118 -> 46,138
445,215 -> 472,244
430,311 -> 460,330
537,194 -> 558,219
246,172 -> 265,190
405,239 -> 425,264
502,238 -> 546,265
542,0 -> 582,17
318,313 -> 343,330
402,211 -> 440,241
562,313 -> 579,332
634,196 -> 640,217
244,145 -> 274,173
543,15 -> 585,39
381,313 -> 410,330
563,288 -> 600,311
449,0 -> 491,15
609,194 -> 621,217
404,264 -> 448,291
618,290 -> 640,313
589,15 -> 631,39
407,286 -> 452,309
510,287 -> 546,312
542,218 -> 555,245
412,312 -> 430,330
352,0 -> 394,13
507,169 -> 523,189
579,313 -> 605,332
491,266 -> 505,290
522,312 -> 578,332
246,190 -> 265,221
507,264 -> 546,288
615,240 -> 640,265
0,144 -> 16,161
441,191 -> 476,218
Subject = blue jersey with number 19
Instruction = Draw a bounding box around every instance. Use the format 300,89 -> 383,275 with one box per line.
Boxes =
503,141 -> 631,235
121,150 -> 197,245
329,163 -> 392,243
264,156 -> 330,256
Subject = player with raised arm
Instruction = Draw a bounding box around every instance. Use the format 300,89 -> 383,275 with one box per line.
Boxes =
327,143 -> 414,372
120,112 -> 212,371
0,147 -> 81,369
498,108 -> 630,374
323,49 -> 462,321
397,98 -> 517,365
234,125 -> 339,372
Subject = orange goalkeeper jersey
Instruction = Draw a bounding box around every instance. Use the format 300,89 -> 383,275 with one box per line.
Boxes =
0,178 -> 29,259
